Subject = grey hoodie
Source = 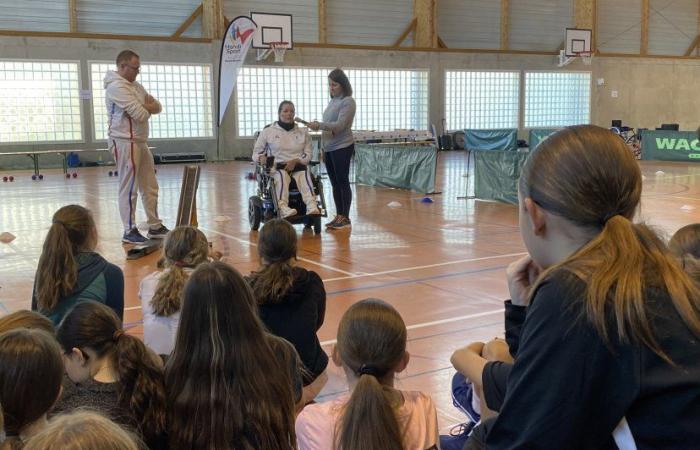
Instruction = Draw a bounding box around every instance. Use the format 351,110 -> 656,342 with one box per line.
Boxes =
103,70 -> 161,143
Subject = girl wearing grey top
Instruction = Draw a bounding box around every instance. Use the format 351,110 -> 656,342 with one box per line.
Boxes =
309,69 -> 356,230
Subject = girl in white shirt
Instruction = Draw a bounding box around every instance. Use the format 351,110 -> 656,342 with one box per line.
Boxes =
140,226 -> 209,354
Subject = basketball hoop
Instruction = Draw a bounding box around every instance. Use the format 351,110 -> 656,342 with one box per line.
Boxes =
576,51 -> 593,65
256,41 -> 288,63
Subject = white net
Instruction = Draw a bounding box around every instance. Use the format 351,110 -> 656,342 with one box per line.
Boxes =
271,42 -> 288,63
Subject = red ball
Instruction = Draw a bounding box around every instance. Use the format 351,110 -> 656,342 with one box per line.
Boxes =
38,174 -> 44,180
8,176 -> 13,182
66,173 -> 71,178
2,177 -> 7,182
72,172 -> 78,178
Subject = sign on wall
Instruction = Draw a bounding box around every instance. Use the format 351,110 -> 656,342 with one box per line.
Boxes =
640,130 -> 700,162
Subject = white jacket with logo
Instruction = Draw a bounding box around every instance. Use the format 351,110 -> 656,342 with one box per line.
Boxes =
252,122 -> 312,164
104,70 -> 161,143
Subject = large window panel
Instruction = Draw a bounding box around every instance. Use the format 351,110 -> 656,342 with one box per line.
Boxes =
445,70 -> 520,130
236,67 -> 429,137
90,62 -> 213,140
0,60 -> 82,144
524,72 -> 590,128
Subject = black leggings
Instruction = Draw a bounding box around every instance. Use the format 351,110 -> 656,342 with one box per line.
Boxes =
324,144 -> 354,217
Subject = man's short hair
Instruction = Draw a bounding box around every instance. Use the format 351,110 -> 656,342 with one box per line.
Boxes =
116,50 -> 139,66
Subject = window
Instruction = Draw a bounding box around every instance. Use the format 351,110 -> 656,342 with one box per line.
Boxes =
235,67 -> 429,137
0,61 -> 82,144
524,72 -> 590,128
90,62 -> 213,140
445,71 -> 520,130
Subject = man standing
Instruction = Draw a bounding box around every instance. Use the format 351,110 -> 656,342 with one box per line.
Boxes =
105,50 -> 169,244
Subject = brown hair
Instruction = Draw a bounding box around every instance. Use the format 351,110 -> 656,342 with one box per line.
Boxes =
56,301 -> 166,445
0,310 -> 54,335
278,100 -> 295,114
248,219 -> 297,304
520,125 -> 700,362
328,68 -> 353,97
0,329 -> 63,449
165,262 -> 297,450
116,50 -> 139,66
35,205 -> 96,312
336,299 -> 407,450
669,224 -> 700,283
150,226 -> 209,316
24,411 -> 143,450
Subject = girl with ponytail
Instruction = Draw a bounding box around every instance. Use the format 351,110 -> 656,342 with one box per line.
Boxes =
140,226 -> 210,354
295,298 -> 439,450
477,125 -> 700,449
32,205 -> 124,325
246,219 -> 328,404
54,301 -> 167,449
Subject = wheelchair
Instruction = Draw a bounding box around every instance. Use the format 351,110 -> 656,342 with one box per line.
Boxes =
248,156 -> 327,233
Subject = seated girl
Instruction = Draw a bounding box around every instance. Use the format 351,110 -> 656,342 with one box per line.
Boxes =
32,204 -> 124,326
246,219 -> 328,404
295,298 -> 439,450
140,226 -> 210,355
252,100 -> 320,218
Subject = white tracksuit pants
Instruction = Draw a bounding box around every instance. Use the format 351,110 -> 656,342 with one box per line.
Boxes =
111,139 -> 162,232
272,168 -> 317,210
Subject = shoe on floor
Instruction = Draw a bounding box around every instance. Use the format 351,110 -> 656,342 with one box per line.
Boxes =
325,216 -> 340,228
328,216 -> 351,230
147,224 -> 170,239
439,422 -> 476,450
122,228 -> 148,244
279,205 -> 297,218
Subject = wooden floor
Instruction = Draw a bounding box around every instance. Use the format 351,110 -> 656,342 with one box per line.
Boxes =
1,152 -> 699,432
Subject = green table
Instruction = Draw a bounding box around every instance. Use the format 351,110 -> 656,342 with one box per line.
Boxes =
354,143 -> 437,194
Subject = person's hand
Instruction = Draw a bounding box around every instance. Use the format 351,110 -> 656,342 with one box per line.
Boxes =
506,255 -> 541,307
450,342 -> 487,384
284,159 -> 298,172
482,338 -> 513,363
145,94 -> 155,103
308,121 -> 320,131
258,155 -> 267,165
144,95 -> 160,114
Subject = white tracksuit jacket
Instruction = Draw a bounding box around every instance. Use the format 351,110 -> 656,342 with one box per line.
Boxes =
104,70 -> 161,142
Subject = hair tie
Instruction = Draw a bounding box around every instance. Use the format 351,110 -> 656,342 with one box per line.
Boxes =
113,330 -> 124,341
52,219 -> 65,227
600,213 -> 622,226
357,364 -> 380,377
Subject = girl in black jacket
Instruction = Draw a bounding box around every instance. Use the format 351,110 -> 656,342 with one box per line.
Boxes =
247,219 -> 328,404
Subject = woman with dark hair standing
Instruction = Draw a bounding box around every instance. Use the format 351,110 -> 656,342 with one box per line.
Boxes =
309,68 -> 356,230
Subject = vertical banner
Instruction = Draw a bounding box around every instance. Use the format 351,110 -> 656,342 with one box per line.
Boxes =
218,16 -> 257,126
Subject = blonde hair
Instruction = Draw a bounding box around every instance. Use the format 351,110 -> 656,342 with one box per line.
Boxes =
23,411 -> 142,450
0,310 -> 54,335
669,224 -> 700,283
521,125 -> 700,363
35,205 -> 96,312
150,226 -> 209,317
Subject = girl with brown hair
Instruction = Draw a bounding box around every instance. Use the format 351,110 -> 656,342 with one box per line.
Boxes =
24,411 -> 142,450
669,223 -> 700,283
32,204 -> 124,325
246,219 -> 328,404
165,261 -> 302,450
53,301 -> 166,449
295,298 -> 439,450
0,328 -> 64,449
473,125 -> 700,449
139,226 -> 210,354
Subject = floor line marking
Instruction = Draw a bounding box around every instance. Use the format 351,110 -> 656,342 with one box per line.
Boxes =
199,227 -> 358,277
319,308 -> 504,346
323,252 -> 526,282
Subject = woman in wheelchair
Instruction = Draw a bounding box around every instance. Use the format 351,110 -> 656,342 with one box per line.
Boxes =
253,100 -> 321,219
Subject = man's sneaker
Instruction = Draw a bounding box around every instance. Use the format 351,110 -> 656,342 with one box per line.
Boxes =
147,224 -> 170,239
328,216 -> 351,230
439,421 -> 476,450
279,205 -> 297,218
122,228 -> 148,244
325,216 -> 341,228
306,207 -> 322,216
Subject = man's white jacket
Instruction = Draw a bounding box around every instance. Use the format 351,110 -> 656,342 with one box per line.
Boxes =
104,70 -> 161,143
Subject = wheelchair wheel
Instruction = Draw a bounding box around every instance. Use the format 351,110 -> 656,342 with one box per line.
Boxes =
249,196 -> 262,231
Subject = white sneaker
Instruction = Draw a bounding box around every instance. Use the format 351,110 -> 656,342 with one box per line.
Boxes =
279,205 -> 297,218
306,207 -> 321,216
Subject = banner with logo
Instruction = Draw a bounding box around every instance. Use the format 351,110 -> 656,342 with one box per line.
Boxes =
640,130 -> 700,162
528,128 -> 560,150
218,16 -> 257,126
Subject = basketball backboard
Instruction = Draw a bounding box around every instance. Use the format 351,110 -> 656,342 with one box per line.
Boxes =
565,28 -> 592,57
251,12 -> 293,49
